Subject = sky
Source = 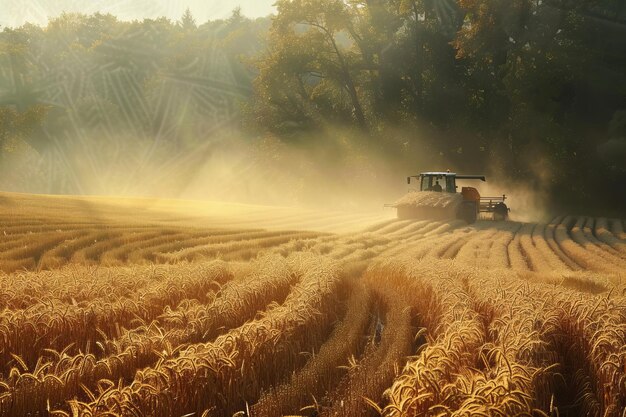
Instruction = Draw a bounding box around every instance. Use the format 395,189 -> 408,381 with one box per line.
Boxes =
0,0 -> 277,28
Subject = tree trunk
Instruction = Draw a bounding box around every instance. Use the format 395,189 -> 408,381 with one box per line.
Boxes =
327,32 -> 369,131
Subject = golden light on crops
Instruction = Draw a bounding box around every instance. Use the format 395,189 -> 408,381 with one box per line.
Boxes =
0,192 -> 624,417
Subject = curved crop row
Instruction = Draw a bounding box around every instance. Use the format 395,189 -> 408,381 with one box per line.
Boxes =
251,278 -> 372,416
0,256 -> 297,417
544,216 -> 582,270
157,231 -> 322,263
71,254 -> 343,417
462,273 -> 562,415
554,217 -> 617,273
594,218 -> 626,254
319,271 -> 417,417
454,228 -> 500,266
0,262 -> 232,373
531,223 -> 571,270
382,260 -> 485,416
570,217 -> 626,269
609,218 -> 625,241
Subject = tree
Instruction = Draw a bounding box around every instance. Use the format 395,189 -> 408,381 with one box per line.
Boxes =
229,7 -> 244,26
0,105 -> 47,158
251,0 -> 379,134
179,8 -> 197,31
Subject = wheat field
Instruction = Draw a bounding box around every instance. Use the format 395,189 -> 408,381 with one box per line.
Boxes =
0,192 -> 624,417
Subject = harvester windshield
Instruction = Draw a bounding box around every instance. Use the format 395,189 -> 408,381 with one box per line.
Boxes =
419,174 -> 455,193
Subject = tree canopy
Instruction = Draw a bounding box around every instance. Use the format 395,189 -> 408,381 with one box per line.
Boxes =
248,0 -> 626,211
0,2 -> 624,211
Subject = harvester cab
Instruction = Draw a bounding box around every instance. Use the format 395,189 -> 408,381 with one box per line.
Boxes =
407,172 -> 480,193
399,172 -> 509,223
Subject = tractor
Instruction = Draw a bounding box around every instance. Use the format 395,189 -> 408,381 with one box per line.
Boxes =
394,171 -> 509,223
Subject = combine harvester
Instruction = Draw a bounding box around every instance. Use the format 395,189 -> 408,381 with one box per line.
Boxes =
392,171 -> 510,223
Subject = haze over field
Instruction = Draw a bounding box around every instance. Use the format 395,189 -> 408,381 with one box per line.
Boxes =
1,2 -> 626,415
1,0 -> 624,217
0,0 -> 276,28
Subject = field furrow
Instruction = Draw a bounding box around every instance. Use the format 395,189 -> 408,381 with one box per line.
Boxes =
382,260 -> 485,416
557,216 -> 625,273
594,218 -> 626,254
0,192 -> 623,416
319,272 -> 416,417
251,279 -> 372,416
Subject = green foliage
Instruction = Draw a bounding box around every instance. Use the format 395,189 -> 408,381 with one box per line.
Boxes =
0,11 -> 270,154
248,0 -> 626,211
0,105 -> 47,155
0,2 -> 624,211
179,8 -> 197,31
249,0 -> 372,133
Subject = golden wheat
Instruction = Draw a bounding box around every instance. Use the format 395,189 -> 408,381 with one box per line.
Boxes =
0,192 -> 624,417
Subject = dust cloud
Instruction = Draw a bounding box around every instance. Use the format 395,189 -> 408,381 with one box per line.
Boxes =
0,123 -> 554,223
0,127 -> 407,215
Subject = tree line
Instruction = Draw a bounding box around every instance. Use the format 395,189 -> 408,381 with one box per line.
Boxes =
0,1 -> 625,211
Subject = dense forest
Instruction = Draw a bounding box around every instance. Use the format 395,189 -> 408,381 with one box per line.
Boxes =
0,0 -> 625,213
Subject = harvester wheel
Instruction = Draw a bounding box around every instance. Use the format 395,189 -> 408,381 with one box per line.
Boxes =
458,202 -> 477,224
493,202 -> 508,221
